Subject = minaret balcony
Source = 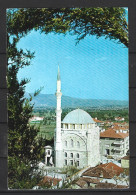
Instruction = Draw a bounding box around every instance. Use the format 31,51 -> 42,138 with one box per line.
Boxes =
55,92 -> 62,96
56,108 -> 62,114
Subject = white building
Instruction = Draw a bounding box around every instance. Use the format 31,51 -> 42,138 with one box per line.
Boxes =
45,145 -> 54,166
54,66 -> 100,168
100,129 -> 129,159
29,116 -> 44,122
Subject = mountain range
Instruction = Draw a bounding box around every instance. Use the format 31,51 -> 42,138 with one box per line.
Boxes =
25,93 -> 128,109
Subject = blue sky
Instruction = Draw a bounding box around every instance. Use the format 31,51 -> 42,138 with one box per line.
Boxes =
17,11 -> 128,101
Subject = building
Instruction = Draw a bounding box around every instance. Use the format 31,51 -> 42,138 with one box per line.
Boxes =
54,66 -> 100,168
100,129 -> 129,159
73,162 -> 127,189
121,156 -> 129,168
82,162 -> 124,179
115,117 -> 125,122
39,176 -> 61,189
93,118 -> 104,130
45,145 -> 54,166
110,123 -> 129,133
29,116 -> 44,123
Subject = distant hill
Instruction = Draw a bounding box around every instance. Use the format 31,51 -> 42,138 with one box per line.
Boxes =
25,93 -> 128,109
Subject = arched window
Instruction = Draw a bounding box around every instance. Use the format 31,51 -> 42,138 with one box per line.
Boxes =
71,139 -> 73,147
70,124 -> 73,129
77,161 -> 79,166
65,160 -> 67,165
65,140 -> 67,147
47,150 -> 50,155
65,152 -> 67,157
70,160 -> 73,166
77,141 -> 80,148
65,124 -> 68,129
77,153 -> 79,158
70,153 -> 73,158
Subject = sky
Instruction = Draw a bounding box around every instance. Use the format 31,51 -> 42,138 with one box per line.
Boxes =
17,10 -> 128,101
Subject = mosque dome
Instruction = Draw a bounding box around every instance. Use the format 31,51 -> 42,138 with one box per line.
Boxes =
62,108 -> 95,124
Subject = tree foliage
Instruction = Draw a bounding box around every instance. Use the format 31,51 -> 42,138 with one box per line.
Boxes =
7,8 -> 128,47
7,35 -> 45,189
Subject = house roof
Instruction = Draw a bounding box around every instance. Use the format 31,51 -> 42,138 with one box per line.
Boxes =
44,145 -> 52,149
76,177 -> 100,188
93,118 -> 103,123
100,129 -> 129,139
111,125 -> 129,130
82,162 -> 123,179
121,155 -> 129,160
75,178 -> 87,188
115,117 -> 124,119
39,176 -> 61,186
75,178 -> 127,189
100,162 -> 124,175
96,183 -> 128,189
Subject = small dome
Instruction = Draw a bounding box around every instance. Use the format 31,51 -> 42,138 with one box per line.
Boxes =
44,145 -> 52,149
62,108 -> 95,124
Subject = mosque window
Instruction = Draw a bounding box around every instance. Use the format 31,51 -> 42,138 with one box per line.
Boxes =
71,139 -> 73,147
70,124 -> 73,129
65,160 -> 67,165
77,141 -> 80,148
77,153 -> 79,158
79,124 -> 82,129
71,124 -> 75,129
70,160 -> 73,166
65,124 -> 68,129
70,153 -> 73,158
65,152 -> 67,157
48,150 -> 50,155
65,140 -> 67,147
77,161 -> 79,166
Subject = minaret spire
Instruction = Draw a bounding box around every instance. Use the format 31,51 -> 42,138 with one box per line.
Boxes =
57,64 -> 61,81
55,64 -> 62,167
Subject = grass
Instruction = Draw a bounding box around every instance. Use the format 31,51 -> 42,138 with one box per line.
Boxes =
37,124 -> 55,140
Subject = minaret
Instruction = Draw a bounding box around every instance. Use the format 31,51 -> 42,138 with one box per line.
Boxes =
55,65 -> 62,167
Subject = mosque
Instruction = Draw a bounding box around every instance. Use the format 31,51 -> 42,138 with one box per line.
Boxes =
45,66 -> 100,168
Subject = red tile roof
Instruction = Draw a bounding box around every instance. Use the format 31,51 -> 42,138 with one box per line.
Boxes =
96,183 -> 128,189
93,118 -> 103,123
39,176 -> 61,186
121,155 -> 129,160
76,177 -> 99,188
111,126 -> 128,130
100,162 -> 124,176
76,178 -> 87,188
82,162 -> 123,179
76,178 -> 127,189
100,129 -> 129,139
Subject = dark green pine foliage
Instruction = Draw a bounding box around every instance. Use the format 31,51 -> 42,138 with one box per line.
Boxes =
7,36 -> 45,189
7,8 -> 128,47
